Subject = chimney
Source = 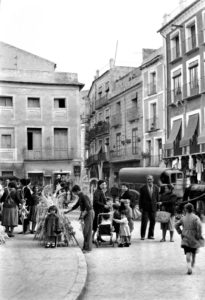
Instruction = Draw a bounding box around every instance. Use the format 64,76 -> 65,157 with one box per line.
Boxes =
109,58 -> 115,69
162,13 -> 169,26
94,69 -> 99,80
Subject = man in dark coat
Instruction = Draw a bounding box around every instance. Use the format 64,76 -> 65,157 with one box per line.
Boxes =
139,175 -> 159,240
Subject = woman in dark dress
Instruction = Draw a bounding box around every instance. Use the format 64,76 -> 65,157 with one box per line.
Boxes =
29,185 -> 41,233
92,180 -> 109,242
0,182 -> 20,237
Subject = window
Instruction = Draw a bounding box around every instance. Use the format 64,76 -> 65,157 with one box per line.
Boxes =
172,70 -> 182,102
105,109 -> 110,123
54,98 -> 66,108
27,128 -> 42,150
116,102 -> 121,114
98,86 -> 102,98
203,10 -> 205,42
105,81 -> 109,92
132,128 -> 138,154
171,34 -> 180,60
116,133 -> 121,155
2,171 -> 13,177
148,72 -> 156,95
150,103 -> 157,129
1,135 -> 11,148
28,97 -> 40,108
189,64 -> 199,95
186,19 -> 197,52
0,96 -> 12,107
54,128 -> 68,149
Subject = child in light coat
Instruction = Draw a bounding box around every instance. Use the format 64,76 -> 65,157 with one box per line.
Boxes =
113,210 -> 130,247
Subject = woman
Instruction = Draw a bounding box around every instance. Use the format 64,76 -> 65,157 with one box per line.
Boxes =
158,184 -> 177,242
92,180 -> 108,242
0,181 -> 20,237
175,203 -> 204,275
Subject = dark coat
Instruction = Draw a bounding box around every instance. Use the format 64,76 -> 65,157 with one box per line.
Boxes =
93,189 -> 106,214
160,191 -> 177,216
139,184 -> 159,212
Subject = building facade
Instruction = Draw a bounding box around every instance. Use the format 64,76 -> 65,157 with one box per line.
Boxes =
159,0 -> 205,183
86,60 -> 143,187
0,42 -> 83,186
141,48 -> 166,168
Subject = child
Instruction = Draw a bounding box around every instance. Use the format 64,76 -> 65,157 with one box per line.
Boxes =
122,199 -> 134,244
44,205 -> 61,248
113,210 -> 130,247
175,203 -> 204,275
19,199 -> 29,234
112,203 -> 121,243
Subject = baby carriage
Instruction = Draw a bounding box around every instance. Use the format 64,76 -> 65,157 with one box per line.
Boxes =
95,212 -> 115,247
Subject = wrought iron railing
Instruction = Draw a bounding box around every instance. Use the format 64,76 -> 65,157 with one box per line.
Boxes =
23,147 -> 74,160
145,117 -> 159,132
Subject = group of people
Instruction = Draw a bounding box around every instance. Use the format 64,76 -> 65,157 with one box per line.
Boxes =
0,178 -> 41,237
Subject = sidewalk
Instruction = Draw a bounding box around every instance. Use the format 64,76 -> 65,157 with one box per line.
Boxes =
0,224 -> 87,300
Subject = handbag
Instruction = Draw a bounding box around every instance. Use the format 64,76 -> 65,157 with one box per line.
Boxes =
156,210 -> 171,223
132,205 -> 142,221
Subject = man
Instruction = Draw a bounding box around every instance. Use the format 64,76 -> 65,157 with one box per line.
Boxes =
139,175 -> 159,240
64,185 -> 94,253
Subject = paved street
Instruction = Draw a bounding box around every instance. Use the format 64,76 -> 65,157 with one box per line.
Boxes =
70,213 -> 205,300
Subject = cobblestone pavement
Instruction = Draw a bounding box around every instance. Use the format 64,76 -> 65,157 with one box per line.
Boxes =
0,217 -> 86,300
71,216 -> 205,300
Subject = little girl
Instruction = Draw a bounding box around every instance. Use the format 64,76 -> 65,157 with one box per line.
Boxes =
113,210 -> 130,247
175,203 -> 204,275
44,205 -> 61,248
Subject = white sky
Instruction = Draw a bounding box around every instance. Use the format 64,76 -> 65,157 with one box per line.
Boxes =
0,0 -> 191,89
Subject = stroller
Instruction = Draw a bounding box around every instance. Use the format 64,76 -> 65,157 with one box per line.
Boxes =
95,212 -> 115,247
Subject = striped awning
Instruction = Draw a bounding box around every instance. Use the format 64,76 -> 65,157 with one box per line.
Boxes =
180,114 -> 199,147
164,119 -> 182,150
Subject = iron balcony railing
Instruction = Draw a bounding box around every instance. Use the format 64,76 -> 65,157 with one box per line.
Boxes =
95,95 -> 108,109
145,117 -> 159,132
143,154 -> 163,167
110,146 -> 141,162
23,147 -> 74,160
95,121 -> 110,136
189,80 -> 199,97
186,35 -> 197,52
85,151 -> 109,166
171,45 -> 181,61
126,107 -> 139,122
171,87 -> 182,102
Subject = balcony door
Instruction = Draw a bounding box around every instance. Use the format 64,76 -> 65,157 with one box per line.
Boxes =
54,128 -> 68,159
27,128 -> 42,159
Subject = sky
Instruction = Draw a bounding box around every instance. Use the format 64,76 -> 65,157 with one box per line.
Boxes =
0,0 -> 193,89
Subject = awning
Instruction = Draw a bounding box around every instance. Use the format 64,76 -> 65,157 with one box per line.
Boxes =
164,119 -> 182,150
198,128 -> 205,144
95,145 -> 102,155
180,114 -> 199,147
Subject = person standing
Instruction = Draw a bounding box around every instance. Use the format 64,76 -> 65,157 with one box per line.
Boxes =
92,180 -> 109,242
175,203 -> 204,275
158,184 -> 177,242
110,183 -> 119,203
139,175 -> 159,240
64,185 -> 94,253
19,178 -> 33,234
0,182 -> 20,237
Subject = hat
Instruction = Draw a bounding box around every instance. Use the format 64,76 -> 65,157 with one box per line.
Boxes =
20,178 -> 27,186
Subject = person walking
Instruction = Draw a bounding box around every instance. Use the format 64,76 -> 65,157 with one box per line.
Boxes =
92,180 -> 109,243
64,185 -> 94,253
175,203 -> 204,275
158,184 -> 177,242
139,175 -> 159,240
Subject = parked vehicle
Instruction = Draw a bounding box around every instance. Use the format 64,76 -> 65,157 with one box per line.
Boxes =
119,167 -> 187,200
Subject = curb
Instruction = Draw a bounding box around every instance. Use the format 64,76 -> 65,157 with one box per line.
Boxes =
66,248 -> 88,300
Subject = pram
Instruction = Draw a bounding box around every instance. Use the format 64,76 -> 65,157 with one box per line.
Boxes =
95,212 -> 115,247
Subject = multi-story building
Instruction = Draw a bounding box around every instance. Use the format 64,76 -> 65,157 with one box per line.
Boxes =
86,59 -> 143,187
159,0 -> 205,183
0,42 -> 83,186
141,48 -> 166,168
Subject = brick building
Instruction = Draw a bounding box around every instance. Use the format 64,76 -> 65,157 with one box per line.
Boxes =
0,42 -> 84,186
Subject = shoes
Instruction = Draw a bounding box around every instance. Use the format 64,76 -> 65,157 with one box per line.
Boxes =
8,233 -> 15,237
124,243 -> 130,247
51,243 -> 56,248
187,268 -> 192,275
148,236 -> 155,240
97,237 -> 106,242
118,243 -> 124,247
160,239 -> 166,242
18,232 -> 23,234
170,239 -> 174,242
45,243 -> 51,248
82,249 -> 91,253
141,237 -> 145,240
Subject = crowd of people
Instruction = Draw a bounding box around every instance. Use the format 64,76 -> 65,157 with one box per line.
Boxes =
0,174 -> 204,275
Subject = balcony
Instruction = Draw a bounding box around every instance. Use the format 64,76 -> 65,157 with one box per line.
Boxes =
0,148 -> 17,161
110,146 -> 141,162
23,147 -> 74,160
111,113 -> 122,127
126,107 -> 139,122
171,45 -> 181,61
189,80 -> 199,97
186,35 -> 197,52
95,95 -> 108,109
95,121 -> 110,136
144,154 -> 163,167
171,87 -> 182,103
147,83 -> 157,96
145,117 -> 159,132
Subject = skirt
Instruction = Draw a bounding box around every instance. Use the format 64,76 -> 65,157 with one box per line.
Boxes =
29,205 -> 38,222
161,216 -> 175,231
2,207 -> 18,227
